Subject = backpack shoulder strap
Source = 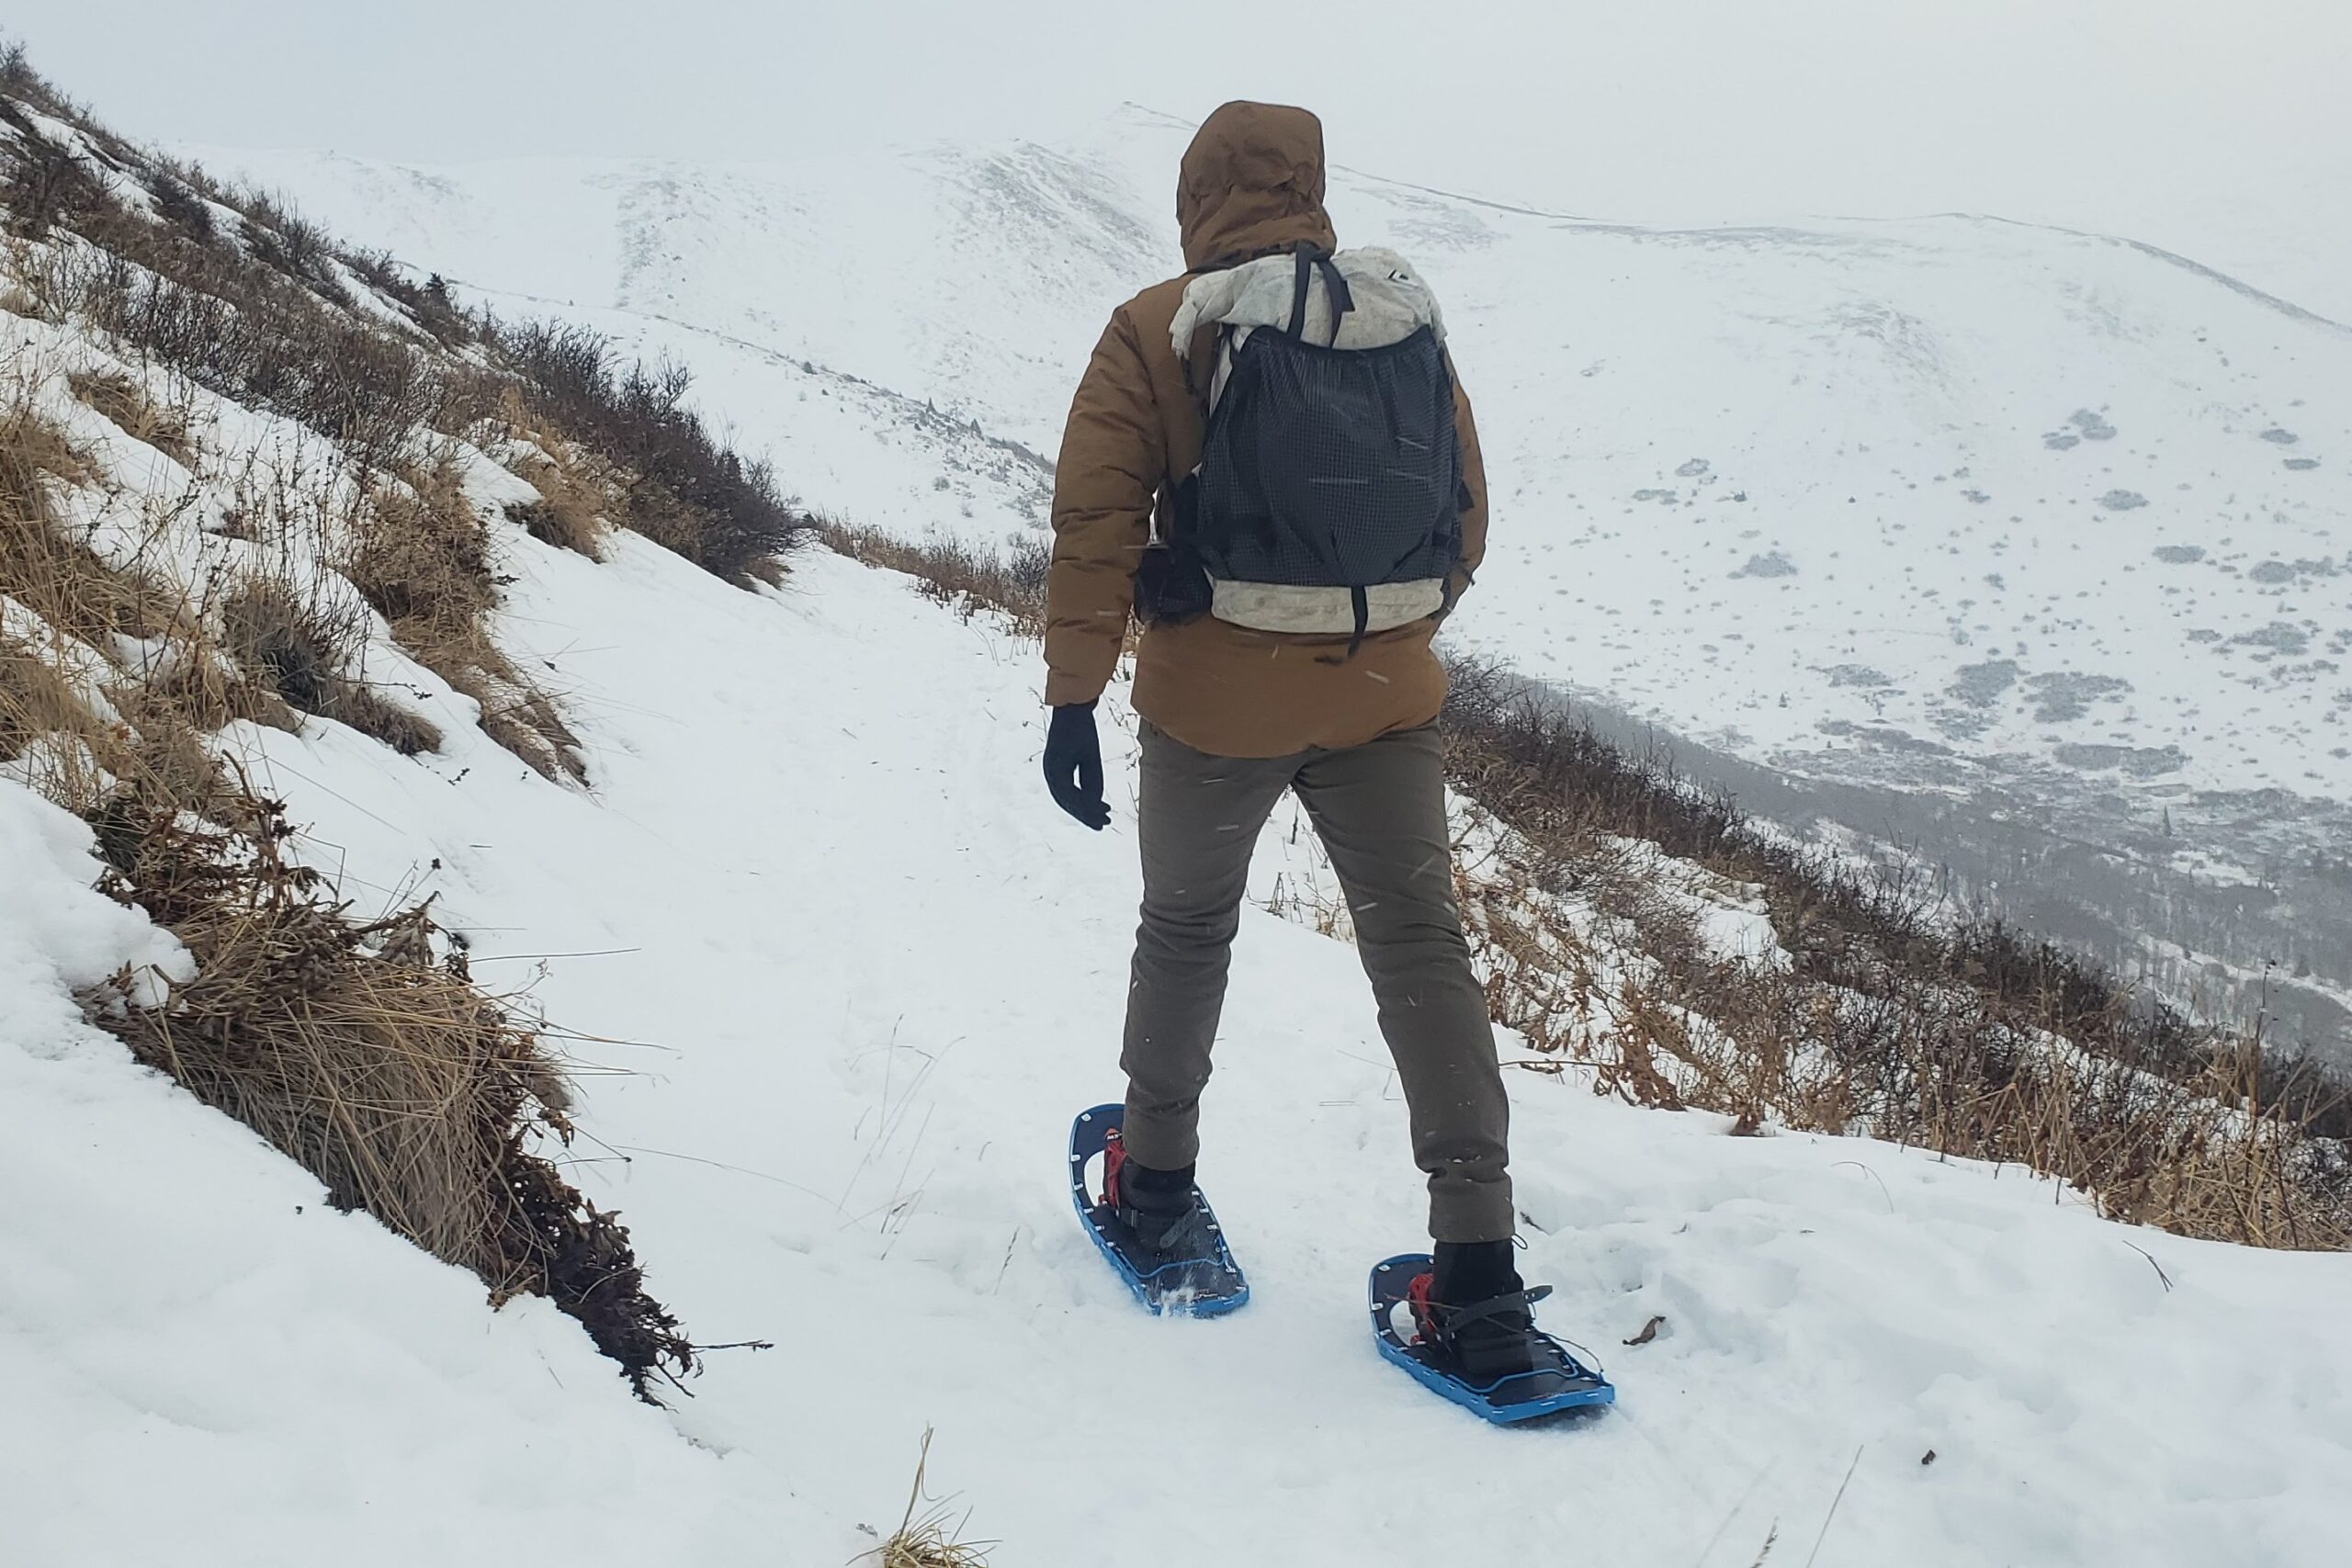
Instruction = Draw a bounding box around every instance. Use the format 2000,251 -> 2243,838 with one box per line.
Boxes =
1315,255 -> 1354,346
1284,244 -> 1315,339
1282,241 -> 1357,346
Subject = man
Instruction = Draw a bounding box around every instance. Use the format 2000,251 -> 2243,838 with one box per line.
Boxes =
1040,100 -> 1542,1378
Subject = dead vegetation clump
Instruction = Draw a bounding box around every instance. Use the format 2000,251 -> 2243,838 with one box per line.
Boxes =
84,773 -> 695,1400
490,319 -> 812,584
0,395 -> 141,626
821,520 -> 1050,637
503,492 -> 603,559
0,628 -> 115,800
349,453 -> 584,782
216,577 -> 443,756
483,390 -> 616,561
503,470 -> 608,561
66,366 -> 193,463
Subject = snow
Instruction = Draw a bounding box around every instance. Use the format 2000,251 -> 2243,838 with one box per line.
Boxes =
13,520 -> 2349,1562
0,786 -> 189,1042
213,115 -> 2352,809
1,104 -> 2345,1568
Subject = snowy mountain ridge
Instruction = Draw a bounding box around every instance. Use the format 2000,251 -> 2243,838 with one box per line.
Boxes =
218,109 -> 2352,807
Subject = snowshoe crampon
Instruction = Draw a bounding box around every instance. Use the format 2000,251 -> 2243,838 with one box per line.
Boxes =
1369,1254 -> 1614,1424
1069,1104 -> 1248,1317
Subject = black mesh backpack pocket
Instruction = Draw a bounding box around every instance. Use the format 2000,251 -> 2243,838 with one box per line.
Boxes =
1194,325 -> 1460,594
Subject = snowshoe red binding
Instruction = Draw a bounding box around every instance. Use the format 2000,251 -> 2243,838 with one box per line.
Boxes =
1370,1255 -> 1614,1424
1069,1104 -> 1248,1317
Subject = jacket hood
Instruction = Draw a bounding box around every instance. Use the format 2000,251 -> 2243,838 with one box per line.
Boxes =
1176,101 -> 1338,272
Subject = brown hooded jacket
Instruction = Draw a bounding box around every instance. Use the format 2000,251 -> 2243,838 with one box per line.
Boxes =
1042,100 -> 1488,759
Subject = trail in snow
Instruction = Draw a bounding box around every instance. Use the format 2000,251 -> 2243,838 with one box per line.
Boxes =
14,524 -> 2347,1565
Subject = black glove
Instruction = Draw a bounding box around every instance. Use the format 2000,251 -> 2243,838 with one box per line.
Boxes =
1042,700 -> 1111,830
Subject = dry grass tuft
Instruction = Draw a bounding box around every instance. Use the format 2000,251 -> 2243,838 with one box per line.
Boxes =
866,1429 -> 993,1568
503,490 -> 604,560
217,578 -> 443,756
0,628 -> 117,801
0,397 -> 243,804
489,392 -> 616,561
85,773 -> 696,1399
0,397 -> 166,634
349,453 -> 583,782
66,367 -> 194,464
820,520 -> 1050,637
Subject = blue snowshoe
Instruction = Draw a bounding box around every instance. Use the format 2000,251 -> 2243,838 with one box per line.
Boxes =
1369,1254 -> 1614,1424
1069,1104 -> 1248,1317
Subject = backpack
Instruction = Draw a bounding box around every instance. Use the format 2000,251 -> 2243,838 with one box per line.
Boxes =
1138,243 -> 1464,650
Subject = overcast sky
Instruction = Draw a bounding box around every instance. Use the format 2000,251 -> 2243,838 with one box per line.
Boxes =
10,2 -> 2350,306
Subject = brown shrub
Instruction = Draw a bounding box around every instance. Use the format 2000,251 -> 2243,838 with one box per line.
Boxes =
143,168 -> 218,245
488,319 -> 812,583
16,189 -> 456,463
0,43 -> 80,122
0,96 -> 114,241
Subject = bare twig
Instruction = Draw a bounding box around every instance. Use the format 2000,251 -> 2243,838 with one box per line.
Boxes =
1804,1447 -> 1865,1568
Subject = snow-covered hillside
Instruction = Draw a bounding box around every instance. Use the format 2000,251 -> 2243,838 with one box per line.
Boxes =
13,535 -> 2352,1566
6,79 -> 2350,1567
221,108 -> 2352,811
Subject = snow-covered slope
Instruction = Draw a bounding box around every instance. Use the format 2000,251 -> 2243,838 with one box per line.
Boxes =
3,787 -> 795,1566
14,530 -> 2351,1565
9,91 -> 2346,1565
220,108 -> 2352,808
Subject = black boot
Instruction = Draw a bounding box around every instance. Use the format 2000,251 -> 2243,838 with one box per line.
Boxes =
1433,1239 -> 1521,1303
1103,1134 -> 1215,1266
1414,1240 -> 1551,1382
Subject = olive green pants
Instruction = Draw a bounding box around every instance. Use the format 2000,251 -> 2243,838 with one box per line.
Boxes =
1120,720 -> 1514,1243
